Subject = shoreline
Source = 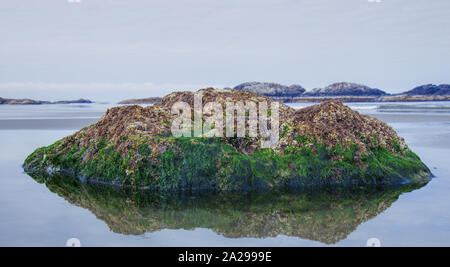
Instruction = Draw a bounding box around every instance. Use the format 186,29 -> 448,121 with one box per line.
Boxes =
0,97 -> 93,105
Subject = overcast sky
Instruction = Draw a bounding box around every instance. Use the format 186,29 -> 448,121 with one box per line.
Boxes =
0,0 -> 449,102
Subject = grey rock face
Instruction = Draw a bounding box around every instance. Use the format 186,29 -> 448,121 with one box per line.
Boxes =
303,82 -> 388,97
401,84 -> 450,96
233,82 -> 306,97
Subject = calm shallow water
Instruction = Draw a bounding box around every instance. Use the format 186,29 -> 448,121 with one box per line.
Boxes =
1,102 -> 450,246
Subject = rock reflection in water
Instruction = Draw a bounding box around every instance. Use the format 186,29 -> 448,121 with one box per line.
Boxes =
28,173 -> 428,244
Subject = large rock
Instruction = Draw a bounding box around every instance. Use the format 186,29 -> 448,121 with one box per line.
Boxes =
24,88 -> 431,191
233,82 -> 306,97
304,82 -> 388,97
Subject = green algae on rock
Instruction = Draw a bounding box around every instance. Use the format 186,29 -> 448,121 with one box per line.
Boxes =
26,172 -> 429,244
23,88 -> 431,191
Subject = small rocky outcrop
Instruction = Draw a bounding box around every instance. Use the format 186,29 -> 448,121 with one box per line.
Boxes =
401,84 -> 450,96
52,99 -> 93,104
233,82 -> 306,97
303,82 -> 388,97
0,97 -> 93,105
23,88 -> 431,191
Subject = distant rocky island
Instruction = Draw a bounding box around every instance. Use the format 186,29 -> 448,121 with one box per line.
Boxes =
402,84 -> 450,96
233,82 -> 306,97
233,82 -> 450,102
118,97 -> 162,105
303,82 -> 387,97
234,82 -> 386,97
0,97 -> 93,105
119,82 -> 450,105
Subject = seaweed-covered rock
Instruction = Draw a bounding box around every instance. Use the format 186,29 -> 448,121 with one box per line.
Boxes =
24,88 -> 431,191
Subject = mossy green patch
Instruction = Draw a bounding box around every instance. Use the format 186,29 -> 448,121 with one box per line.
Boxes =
24,135 -> 431,192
